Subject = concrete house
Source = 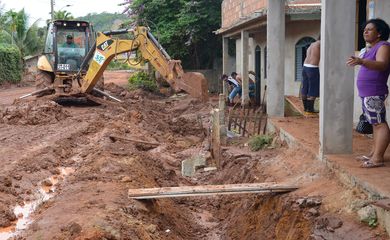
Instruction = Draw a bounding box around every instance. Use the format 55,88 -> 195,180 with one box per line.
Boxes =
217,0 -> 321,101
217,0 -> 390,155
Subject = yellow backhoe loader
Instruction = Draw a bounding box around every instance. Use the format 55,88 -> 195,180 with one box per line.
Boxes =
24,20 -> 208,101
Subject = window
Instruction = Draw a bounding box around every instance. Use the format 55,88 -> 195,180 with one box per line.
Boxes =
295,37 -> 315,82
56,28 -> 87,71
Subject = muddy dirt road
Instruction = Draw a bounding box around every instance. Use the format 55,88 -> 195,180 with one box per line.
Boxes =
0,71 -> 387,239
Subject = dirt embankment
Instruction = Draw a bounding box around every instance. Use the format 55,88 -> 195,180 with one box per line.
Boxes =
0,79 -> 387,239
0,100 -> 69,125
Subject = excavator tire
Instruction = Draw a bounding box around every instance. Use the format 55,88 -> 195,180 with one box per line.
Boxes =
35,70 -> 54,97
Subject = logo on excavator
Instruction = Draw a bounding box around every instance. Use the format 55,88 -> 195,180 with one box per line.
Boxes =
93,51 -> 106,65
97,40 -> 114,51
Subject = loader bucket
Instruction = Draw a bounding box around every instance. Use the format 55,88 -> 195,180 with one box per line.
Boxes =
176,72 -> 209,102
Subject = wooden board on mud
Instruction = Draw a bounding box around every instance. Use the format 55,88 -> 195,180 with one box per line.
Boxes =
128,183 -> 298,199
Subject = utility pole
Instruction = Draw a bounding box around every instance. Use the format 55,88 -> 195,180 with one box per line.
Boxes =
51,0 -> 55,21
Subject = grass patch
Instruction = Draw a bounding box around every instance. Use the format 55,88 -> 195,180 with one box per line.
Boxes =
128,71 -> 157,92
248,134 -> 273,151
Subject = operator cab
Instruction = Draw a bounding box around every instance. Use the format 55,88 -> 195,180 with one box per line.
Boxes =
45,20 -> 95,73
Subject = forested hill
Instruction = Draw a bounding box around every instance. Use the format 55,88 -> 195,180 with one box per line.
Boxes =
77,13 -> 128,32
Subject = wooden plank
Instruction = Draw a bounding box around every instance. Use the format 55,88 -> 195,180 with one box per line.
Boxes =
262,116 -> 268,134
232,108 -> 239,131
227,108 -> 232,131
242,107 -> 249,137
128,183 -> 298,199
239,107 -> 245,134
252,109 -> 259,135
257,110 -> 263,135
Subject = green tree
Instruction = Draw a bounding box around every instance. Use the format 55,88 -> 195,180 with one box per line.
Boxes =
54,10 -> 74,20
127,0 -> 222,69
3,9 -> 43,57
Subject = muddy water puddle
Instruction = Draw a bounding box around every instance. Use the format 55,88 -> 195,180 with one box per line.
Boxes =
0,167 -> 74,240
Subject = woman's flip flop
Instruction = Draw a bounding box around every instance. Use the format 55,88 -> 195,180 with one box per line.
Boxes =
360,160 -> 385,168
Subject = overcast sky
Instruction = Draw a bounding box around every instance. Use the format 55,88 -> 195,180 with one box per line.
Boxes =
1,0 -> 126,26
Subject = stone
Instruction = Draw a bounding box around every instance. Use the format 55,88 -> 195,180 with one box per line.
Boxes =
0,176 -> 12,187
193,155 -> 206,168
358,205 -> 377,223
68,222 -> 82,236
13,174 -> 22,180
306,198 -> 322,207
121,176 -> 132,182
145,224 -> 157,233
41,179 -> 53,187
296,198 -> 306,207
203,167 -> 217,172
181,155 -> 206,177
308,208 -> 320,217
182,158 -> 195,177
327,216 -> 343,229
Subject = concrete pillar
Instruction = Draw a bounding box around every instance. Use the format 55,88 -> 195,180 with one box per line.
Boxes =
240,30 -> 250,106
219,94 -> 226,123
222,37 -> 229,96
266,0 -> 285,117
320,0 -> 356,155
218,94 -> 227,146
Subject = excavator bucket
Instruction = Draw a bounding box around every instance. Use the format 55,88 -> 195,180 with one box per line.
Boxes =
175,72 -> 209,102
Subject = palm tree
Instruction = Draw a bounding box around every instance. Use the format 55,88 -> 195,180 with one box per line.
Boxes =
54,10 -> 74,20
3,9 -> 42,57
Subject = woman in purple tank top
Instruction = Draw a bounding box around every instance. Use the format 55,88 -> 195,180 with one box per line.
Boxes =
347,18 -> 390,168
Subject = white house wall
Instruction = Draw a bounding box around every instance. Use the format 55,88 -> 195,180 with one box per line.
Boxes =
235,39 -> 241,74
372,0 -> 390,24
252,33 -> 267,102
236,20 -> 320,98
248,37 -> 255,73
284,20 -> 320,96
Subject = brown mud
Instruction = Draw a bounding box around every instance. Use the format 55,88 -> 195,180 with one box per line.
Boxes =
0,72 -> 387,239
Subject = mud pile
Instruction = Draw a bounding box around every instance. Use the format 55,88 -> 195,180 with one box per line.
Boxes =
0,99 -> 69,125
0,79 -> 386,239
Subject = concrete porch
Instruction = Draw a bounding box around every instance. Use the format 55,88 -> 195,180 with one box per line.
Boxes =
267,103 -> 390,234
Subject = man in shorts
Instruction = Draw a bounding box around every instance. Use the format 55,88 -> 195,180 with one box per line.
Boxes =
301,36 -> 320,113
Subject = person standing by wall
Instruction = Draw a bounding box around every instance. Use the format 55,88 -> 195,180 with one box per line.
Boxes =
301,36 -> 320,114
347,18 -> 390,168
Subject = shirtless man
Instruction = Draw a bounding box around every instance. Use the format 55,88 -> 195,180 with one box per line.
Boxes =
302,36 -> 320,113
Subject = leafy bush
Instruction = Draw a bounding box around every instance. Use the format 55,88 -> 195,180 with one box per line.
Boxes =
248,134 -> 273,151
128,71 -> 157,92
0,44 -> 22,84
107,61 -> 132,70
0,30 -> 12,44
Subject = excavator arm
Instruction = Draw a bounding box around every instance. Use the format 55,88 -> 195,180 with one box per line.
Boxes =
80,26 -> 208,101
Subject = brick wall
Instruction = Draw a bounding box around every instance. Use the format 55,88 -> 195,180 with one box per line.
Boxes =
221,0 -> 266,29
221,0 -> 321,29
